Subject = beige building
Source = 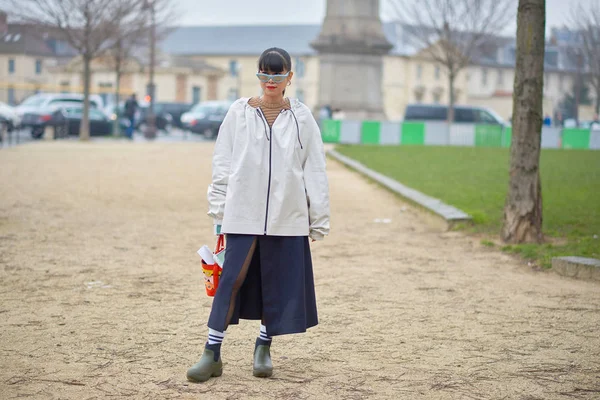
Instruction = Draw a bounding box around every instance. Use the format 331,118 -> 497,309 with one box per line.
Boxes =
466,65 -> 579,120
0,12 -> 75,105
48,53 -> 225,106
1,17 -> 596,124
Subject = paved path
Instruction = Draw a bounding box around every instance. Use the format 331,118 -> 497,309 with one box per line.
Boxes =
0,141 -> 598,399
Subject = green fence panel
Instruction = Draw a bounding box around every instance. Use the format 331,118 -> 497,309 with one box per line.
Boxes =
401,122 -> 425,145
321,120 -> 341,143
361,121 -> 381,144
562,129 -> 590,149
475,125 -> 503,147
501,127 -> 512,147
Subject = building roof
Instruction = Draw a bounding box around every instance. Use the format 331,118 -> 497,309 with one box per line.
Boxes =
0,26 -> 54,56
159,24 -> 323,56
159,23 -> 424,57
158,23 -> 503,58
159,23 -> 583,74
0,23 -> 77,57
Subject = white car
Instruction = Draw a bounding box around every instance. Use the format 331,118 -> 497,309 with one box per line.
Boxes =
15,93 -> 104,122
0,101 -> 21,131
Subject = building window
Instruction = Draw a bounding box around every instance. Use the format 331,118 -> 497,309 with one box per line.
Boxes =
497,69 -> 504,85
35,59 -> 42,75
192,86 -> 201,104
416,64 -> 422,80
295,58 -> 305,78
229,60 -> 238,77
435,66 -> 440,80
414,90 -> 424,103
8,59 -> 15,74
433,92 -> 441,104
482,68 -> 488,85
296,88 -> 305,103
8,87 -> 15,105
60,81 -> 70,93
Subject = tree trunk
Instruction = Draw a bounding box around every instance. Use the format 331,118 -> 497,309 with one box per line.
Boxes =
502,0 -> 545,244
113,68 -> 121,136
448,72 -> 455,124
80,54 -> 92,141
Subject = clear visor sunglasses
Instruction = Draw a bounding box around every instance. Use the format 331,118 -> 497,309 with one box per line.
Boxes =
256,72 -> 290,83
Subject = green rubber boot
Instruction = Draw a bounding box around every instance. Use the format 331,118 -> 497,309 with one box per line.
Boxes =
187,347 -> 223,383
253,339 -> 273,378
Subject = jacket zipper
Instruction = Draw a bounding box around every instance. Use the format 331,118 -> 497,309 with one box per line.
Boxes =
257,108 -> 273,235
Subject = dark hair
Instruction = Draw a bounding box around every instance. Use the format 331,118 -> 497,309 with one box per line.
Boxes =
258,47 -> 292,95
258,47 -> 292,74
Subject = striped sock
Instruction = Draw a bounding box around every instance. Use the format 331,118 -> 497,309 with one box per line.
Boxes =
207,328 -> 225,345
259,324 -> 272,343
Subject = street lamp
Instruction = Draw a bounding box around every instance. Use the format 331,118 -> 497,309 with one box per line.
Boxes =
144,0 -> 157,139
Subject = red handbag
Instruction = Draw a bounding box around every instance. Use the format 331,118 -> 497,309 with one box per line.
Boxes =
201,235 -> 225,297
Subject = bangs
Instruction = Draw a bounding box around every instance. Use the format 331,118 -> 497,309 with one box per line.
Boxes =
258,51 -> 289,74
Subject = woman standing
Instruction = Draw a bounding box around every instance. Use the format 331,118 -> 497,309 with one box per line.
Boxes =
187,47 -> 330,382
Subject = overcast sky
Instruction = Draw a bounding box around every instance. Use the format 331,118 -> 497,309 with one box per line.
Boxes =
175,0 -> 590,35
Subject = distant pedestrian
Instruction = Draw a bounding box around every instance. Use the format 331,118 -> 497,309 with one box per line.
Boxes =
554,110 -> 563,127
543,114 -> 552,126
318,104 -> 332,128
124,94 -> 138,139
591,113 -> 600,131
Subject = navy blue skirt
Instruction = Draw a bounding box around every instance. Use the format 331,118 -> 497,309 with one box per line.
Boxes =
207,234 -> 318,337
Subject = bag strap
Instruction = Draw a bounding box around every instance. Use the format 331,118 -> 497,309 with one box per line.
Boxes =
215,234 -> 225,253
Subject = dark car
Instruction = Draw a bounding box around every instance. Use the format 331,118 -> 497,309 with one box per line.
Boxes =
21,102 -> 74,139
23,104 -> 119,138
184,101 -> 232,139
403,104 -> 507,125
136,104 -> 173,131
155,102 -> 193,129
108,102 -> 172,132
57,106 -> 123,136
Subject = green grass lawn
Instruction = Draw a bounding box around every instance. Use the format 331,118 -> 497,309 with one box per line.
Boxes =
336,145 -> 600,267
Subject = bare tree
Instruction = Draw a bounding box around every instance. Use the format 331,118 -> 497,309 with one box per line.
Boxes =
101,1 -> 148,135
502,0 -> 545,244
4,0 -> 126,140
386,0 -> 514,122
101,0 -> 178,136
571,1 -> 600,115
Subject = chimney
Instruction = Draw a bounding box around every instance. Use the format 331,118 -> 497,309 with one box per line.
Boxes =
0,11 -> 7,35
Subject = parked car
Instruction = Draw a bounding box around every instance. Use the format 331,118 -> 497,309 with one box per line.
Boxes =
403,104 -> 507,125
0,101 -> 21,131
107,102 -> 172,132
15,93 -> 104,125
155,102 -> 193,129
20,102 -> 73,139
22,102 -> 117,139
137,103 -> 173,131
183,101 -> 232,139
55,106 -> 123,137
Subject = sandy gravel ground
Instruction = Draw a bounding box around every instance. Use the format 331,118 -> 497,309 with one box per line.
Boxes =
0,141 -> 598,400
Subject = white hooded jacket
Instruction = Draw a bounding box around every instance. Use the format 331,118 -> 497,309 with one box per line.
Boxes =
207,97 -> 330,240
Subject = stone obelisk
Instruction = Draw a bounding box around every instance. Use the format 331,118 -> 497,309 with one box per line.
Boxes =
311,0 -> 393,120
